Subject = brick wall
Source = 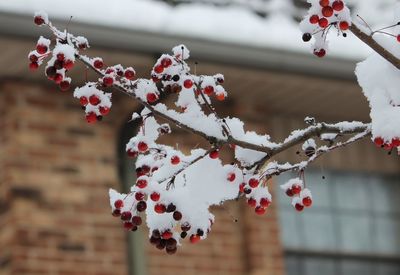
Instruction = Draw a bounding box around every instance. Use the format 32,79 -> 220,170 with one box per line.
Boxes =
0,80 -> 285,275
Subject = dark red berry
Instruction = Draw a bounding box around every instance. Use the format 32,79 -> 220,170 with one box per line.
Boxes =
121,211 -> 132,221
339,21 -> 349,31
154,203 -> 166,214
137,141 -> 148,153
124,68 -> 136,80
319,18 -> 329,28
123,222 -> 134,230
34,15 -> 45,25
260,198 -> 270,208
255,206 -> 266,215
227,172 -> 236,182
173,211 -> 182,221
103,76 -> 114,86
132,216 -> 142,226
114,199 -> 124,209
112,209 -> 121,217
247,198 -> 257,208
209,150 -> 219,159
136,201 -> 147,212
29,62 -> 39,71
146,93 -> 158,103
319,0 -> 329,7
154,64 -> 164,74
79,96 -> 88,106
136,178 -> 147,189
89,95 -> 100,106
36,44 -> 47,54
59,80 -> 70,91
322,6 -> 334,17
99,106 -> 110,116
332,0 -> 344,11
63,60 -> 74,70
166,203 -> 176,213
127,149 -> 138,158
295,203 -> 304,212
303,197 -> 313,207
181,223 -> 191,232
86,112 -> 97,124
93,58 -> 104,69
203,86 -> 214,95
286,188 -> 294,197
248,178 -> 259,188
161,58 -> 172,68
292,184 -> 302,195
183,79 -> 193,89
309,15 -> 319,24
135,192 -> 144,201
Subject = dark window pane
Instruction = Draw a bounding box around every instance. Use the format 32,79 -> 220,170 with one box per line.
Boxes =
374,217 -> 400,255
285,255 -> 302,275
340,259 -> 373,275
338,214 -> 373,253
377,262 -> 400,275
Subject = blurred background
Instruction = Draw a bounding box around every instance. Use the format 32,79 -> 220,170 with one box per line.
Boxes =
0,0 -> 399,274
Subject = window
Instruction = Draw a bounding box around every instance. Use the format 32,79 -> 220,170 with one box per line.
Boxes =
277,170 -> 400,275
118,118 -> 147,275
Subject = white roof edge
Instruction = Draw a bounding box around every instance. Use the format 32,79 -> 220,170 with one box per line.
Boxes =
0,11 -> 358,80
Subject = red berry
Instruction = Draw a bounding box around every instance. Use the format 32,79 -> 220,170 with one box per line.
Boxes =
154,64 -> 164,74
247,198 -> 257,208
190,234 -> 201,244
127,149 -> 137,158
239,183 -> 245,193
227,172 -> 236,182
34,15 -> 45,25
124,68 -> 136,80
93,58 -> 103,69
64,60 -> 74,70
89,95 -> 100,106
103,76 -> 114,87
150,192 -> 160,202
56,53 -> 64,61
161,230 -> 173,240
86,112 -> 97,124
397,35 -> 400,43
29,62 -> 39,71
123,222 -> 134,230
203,86 -> 214,95
248,178 -> 259,188
181,223 -> 191,232
322,6 -> 334,17
132,216 -> 142,226
295,203 -> 304,212
319,0 -> 329,7
161,58 -> 172,68
136,201 -> 147,212
314,49 -> 326,58
292,184 -> 302,195
309,15 -> 319,24
136,178 -> 147,189
332,0 -> 344,11
36,44 -> 47,54
99,106 -> 110,116
146,93 -> 158,103
286,188 -> 294,197
79,96 -> 88,106
135,192 -> 144,201
319,18 -> 329,28
154,203 -> 166,214
53,73 -> 63,84
209,150 -> 219,159
374,137 -> 384,147
384,143 -> 394,151
216,93 -> 225,101
112,209 -> 121,217
173,211 -> 182,221
303,197 -> 313,207
137,141 -> 148,153
260,198 -> 271,208
121,211 -> 132,221
392,138 -> 400,147
183,79 -> 193,89
255,206 -> 266,215
339,21 -> 349,31
29,54 -> 39,63
114,199 -> 124,209
171,155 -> 180,165
59,80 -> 70,91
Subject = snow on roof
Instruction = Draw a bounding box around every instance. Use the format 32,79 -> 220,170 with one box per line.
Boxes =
0,0 -> 395,60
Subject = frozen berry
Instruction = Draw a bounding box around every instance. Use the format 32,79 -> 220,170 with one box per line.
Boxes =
121,211 -> 132,221
203,86 -> 214,95
302,33 -> 312,42
260,198 -> 271,208
127,149 -> 138,158
339,21 -> 349,31
162,231 -> 173,240
309,15 -> 319,24
255,206 -> 266,215
154,203 -> 166,214
247,198 -> 257,208
124,68 -> 136,80
137,141 -> 148,152
248,178 -> 259,188
63,60 -> 74,70
332,0 -> 344,11
146,93 -> 158,103
292,184 -> 302,195
93,58 -> 104,69
99,106 -> 110,116
161,58 -> 172,68
295,203 -> 304,212
173,211 -> 182,221
103,76 -> 114,86
114,199 -> 124,209
303,197 -> 313,207
171,155 -> 180,165
59,80 -> 70,91
154,64 -> 164,74
79,96 -> 88,106
86,112 -> 97,124
322,6 -> 334,17
216,93 -> 225,101
136,201 -> 147,212
135,192 -> 144,201
319,18 -> 329,28
227,172 -> 236,182
89,95 -> 100,106
150,192 -> 160,202
183,79 -> 193,89
209,150 -> 219,159
286,188 -> 294,197
132,216 -> 142,226
166,203 -> 176,213
36,44 -> 47,54
112,209 -> 121,217
136,178 -> 147,189
34,15 -> 45,25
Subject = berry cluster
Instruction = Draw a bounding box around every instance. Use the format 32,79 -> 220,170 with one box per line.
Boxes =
280,178 -> 313,212
300,0 -> 351,57
374,137 -> 400,151
74,84 -> 112,124
240,177 -> 272,215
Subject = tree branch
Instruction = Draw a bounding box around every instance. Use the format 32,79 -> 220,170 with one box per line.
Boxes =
349,23 -> 400,70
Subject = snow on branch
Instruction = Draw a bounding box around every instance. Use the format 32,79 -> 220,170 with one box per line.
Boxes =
28,1 -> 399,255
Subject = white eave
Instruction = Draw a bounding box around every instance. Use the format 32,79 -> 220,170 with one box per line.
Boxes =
0,10 -> 364,80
